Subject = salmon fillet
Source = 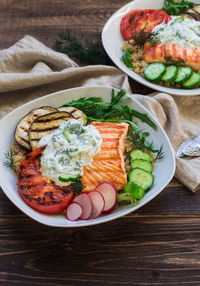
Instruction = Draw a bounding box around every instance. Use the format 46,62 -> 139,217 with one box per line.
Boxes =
144,42 -> 200,72
82,122 -> 129,192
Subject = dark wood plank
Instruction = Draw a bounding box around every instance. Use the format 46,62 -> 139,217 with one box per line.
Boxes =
0,0 -> 130,49
0,216 -> 200,286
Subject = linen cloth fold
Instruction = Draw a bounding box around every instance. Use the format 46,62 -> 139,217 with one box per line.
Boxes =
0,35 -> 199,192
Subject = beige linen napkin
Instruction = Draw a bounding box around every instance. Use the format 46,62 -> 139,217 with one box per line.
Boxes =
0,35 -> 199,192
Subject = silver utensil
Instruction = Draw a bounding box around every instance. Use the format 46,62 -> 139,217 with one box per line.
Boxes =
177,135 -> 200,158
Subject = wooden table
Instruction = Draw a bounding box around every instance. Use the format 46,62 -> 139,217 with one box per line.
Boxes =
1,1 -> 200,285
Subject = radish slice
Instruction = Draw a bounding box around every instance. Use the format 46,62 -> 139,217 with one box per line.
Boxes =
65,202 -> 83,221
73,193 -> 93,220
88,191 -> 105,219
94,182 -> 117,214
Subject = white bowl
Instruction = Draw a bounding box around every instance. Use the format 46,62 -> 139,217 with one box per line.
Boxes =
102,0 -> 200,96
0,86 -> 175,227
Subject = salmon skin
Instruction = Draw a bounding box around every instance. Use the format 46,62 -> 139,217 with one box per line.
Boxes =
82,122 -> 129,192
144,42 -> 200,72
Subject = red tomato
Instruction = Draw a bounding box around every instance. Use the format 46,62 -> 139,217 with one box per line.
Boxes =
17,146 -> 73,214
120,9 -> 171,41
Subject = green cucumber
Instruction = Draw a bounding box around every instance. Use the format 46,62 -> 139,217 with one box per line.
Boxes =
161,65 -> 178,82
59,173 -> 79,182
182,72 -> 200,89
175,66 -> 192,84
131,159 -> 153,173
130,149 -> 151,162
128,168 -> 154,191
144,63 -> 166,81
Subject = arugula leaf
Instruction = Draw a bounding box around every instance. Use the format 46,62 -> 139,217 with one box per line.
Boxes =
62,89 -> 157,130
121,50 -> 134,68
163,0 -> 195,15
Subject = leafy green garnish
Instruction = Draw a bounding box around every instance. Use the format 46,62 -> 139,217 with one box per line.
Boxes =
71,177 -> 85,195
62,89 -> 157,130
121,50 -> 134,68
163,0 -> 195,15
54,29 -> 112,65
165,56 -> 185,66
3,151 -> 14,170
118,181 -> 145,206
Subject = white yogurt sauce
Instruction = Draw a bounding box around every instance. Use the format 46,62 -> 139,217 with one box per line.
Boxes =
152,16 -> 200,49
39,119 -> 102,187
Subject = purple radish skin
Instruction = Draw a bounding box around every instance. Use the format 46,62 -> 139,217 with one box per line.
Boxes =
73,193 -> 93,220
65,202 -> 83,221
88,191 -> 105,219
94,182 -> 117,214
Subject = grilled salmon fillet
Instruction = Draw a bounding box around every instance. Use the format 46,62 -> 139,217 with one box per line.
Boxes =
144,42 -> 200,72
82,122 -> 129,192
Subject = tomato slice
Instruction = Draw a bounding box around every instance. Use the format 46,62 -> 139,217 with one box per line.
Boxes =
17,146 -> 73,214
120,9 -> 171,41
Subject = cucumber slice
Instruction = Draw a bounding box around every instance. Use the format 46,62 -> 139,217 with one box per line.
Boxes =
128,168 -> 154,191
144,63 -> 166,81
130,149 -> 151,162
175,67 -> 192,84
161,65 -> 177,82
131,159 -> 153,173
182,72 -> 200,89
59,173 -> 79,182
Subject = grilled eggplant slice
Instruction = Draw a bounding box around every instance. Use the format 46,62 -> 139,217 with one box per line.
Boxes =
57,106 -> 87,126
29,111 -> 74,149
15,106 -> 58,150
182,5 -> 200,21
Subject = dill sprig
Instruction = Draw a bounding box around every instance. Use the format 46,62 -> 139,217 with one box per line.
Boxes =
156,144 -> 164,160
54,29 -> 113,65
130,26 -> 159,47
3,151 -> 14,170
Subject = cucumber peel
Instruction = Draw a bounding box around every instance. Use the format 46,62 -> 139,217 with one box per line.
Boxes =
175,66 -> 192,84
128,168 -> 154,191
161,65 -> 177,82
182,72 -> 200,89
144,63 -> 166,81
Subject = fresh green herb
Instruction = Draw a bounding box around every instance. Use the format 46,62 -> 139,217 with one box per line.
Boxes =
165,56 -> 185,66
62,89 -> 157,130
71,177 -> 85,195
118,181 -> 145,206
54,29 -> 112,65
163,0 -> 195,15
121,50 -> 134,68
156,144 -> 164,160
3,151 -> 14,170
130,25 -> 159,47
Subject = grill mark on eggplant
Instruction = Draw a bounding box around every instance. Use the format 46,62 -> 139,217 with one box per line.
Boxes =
19,136 -> 30,144
183,11 -> 200,21
36,115 -> 72,123
31,126 -> 59,133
